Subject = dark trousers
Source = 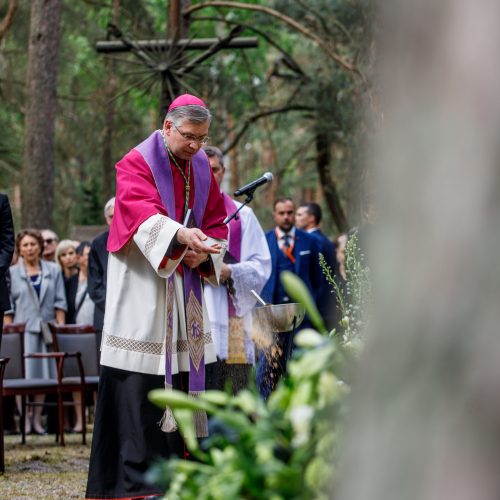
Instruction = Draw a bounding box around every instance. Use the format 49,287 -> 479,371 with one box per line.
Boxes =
205,359 -> 251,394
256,330 -> 295,400
0,312 -> 4,351
87,363 -> 218,499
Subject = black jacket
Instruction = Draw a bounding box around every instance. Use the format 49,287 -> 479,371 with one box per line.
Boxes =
88,230 -> 109,332
64,273 -> 78,324
0,194 -> 14,311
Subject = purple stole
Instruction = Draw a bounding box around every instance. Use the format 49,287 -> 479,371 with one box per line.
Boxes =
222,193 -> 242,317
135,130 -> 210,436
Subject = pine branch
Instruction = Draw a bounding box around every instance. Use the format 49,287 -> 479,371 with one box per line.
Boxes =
0,0 -> 18,43
222,105 -> 313,154
191,15 -> 307,79
183,1 -> 364,82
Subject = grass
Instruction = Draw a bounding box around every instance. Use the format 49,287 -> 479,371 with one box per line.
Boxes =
0,431 -> 91,499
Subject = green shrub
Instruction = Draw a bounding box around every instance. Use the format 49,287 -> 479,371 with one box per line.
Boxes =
148,234 -> 370,499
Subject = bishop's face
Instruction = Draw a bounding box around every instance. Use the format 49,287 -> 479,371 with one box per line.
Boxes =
163,119 -> 210,161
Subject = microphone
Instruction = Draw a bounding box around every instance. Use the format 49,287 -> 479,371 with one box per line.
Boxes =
234,172 -> 273,197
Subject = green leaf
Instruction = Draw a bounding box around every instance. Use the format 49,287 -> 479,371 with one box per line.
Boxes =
280,271 -> 328,334
148,389 -> 215,413
201,390 -> 231,406
294,328 -> 325,347
232,389 -> 262,415
216,410 -> 253,432
287,344 -> 336,379
173,408 -> 199,452
287,379 -> 315,409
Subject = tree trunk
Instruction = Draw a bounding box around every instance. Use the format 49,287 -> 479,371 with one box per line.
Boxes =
160,0 -> 191,120
100,0 -> 120,203
316,131 -> 348,233
21,0 -> 61,228
337,2 -> 500,500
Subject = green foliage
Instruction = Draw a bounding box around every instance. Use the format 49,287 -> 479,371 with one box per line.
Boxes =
148,337 -> 345,499
280,270 -> 327,335
320,233 -> 371,343
147,246 -> 372,499
0,1 -> 372,236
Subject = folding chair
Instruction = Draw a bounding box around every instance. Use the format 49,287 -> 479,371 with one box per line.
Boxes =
1,323 -> 86,446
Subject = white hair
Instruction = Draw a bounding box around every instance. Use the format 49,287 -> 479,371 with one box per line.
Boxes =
104,197 -> 115,219
164,105 -> 212,126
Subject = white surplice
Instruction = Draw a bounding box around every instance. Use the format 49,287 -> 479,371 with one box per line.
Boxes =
100,213 -> 225,375
204,202 -> 271,364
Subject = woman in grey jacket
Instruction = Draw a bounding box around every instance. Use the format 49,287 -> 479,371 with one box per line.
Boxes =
4,228 -> 66,434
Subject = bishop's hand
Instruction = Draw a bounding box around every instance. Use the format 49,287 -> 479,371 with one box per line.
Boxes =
176,227 -> 221,254
183,249 -> 212,269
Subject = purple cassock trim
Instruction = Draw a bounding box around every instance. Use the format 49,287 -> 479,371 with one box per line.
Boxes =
135,130 -> 211,224
222,193 -> 242,263
222,193 -> 242,318
135,130 -> 210,393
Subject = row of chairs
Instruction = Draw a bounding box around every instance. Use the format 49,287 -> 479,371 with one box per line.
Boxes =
0,323 -> 99,472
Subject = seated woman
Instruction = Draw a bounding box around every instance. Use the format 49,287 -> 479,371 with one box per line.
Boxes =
4,229 -> 66,434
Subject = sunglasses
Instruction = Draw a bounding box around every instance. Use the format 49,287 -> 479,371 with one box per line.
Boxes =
44,238 -> 56,245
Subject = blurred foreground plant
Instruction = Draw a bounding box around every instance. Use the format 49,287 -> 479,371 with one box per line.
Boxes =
148,236 -> 371,499
320,233 -> 371,345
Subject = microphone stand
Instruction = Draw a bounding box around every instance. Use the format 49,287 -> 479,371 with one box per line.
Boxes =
224,189 -> 256,224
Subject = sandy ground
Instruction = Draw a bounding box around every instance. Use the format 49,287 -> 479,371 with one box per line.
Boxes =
0,431 -> 90,499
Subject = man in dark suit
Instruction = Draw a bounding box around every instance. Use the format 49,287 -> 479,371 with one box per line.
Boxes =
0,194 -> 14,347
295,202 -> 338,330
261,198 -> 321,307
88,197 -> 114,357
257,197 -> 321,398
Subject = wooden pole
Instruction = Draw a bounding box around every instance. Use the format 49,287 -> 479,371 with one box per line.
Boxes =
160,0 -> 190,120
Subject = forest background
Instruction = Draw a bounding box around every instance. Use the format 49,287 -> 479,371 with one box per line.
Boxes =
0,0 -> 373,239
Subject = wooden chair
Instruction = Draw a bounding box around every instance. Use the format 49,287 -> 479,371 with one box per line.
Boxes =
0,323 -> 86,446
48,323 -> 99,442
